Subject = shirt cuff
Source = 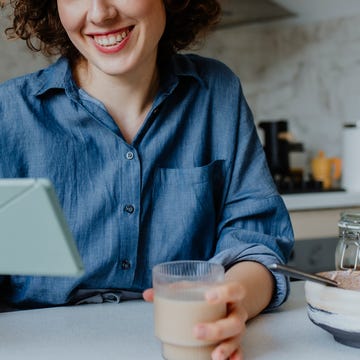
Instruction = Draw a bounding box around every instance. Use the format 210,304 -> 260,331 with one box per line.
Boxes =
210,248 -> 290,310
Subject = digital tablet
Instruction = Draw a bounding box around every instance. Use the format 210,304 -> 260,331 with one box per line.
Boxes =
0,178 -> 84,276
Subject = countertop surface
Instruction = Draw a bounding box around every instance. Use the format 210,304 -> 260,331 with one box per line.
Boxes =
282,190 -> 360,211
0,281 -> 359,359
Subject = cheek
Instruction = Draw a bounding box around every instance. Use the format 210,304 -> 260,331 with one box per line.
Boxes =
144,1 -> 166,38
56,1 -> 82,33
131,0 -> 166,26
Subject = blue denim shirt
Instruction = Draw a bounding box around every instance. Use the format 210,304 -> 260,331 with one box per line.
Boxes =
0,54 -> 294,309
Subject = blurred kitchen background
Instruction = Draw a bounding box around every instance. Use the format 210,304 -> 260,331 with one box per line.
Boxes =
2,0 -> 360,273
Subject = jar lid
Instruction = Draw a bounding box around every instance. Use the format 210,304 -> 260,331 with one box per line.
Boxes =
338,211 -> 360,229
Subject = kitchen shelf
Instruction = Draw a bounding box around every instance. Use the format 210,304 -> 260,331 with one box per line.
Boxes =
282,191 -> 360,211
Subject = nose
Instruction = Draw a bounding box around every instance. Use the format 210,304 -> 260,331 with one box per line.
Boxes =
88,0 -> 117,24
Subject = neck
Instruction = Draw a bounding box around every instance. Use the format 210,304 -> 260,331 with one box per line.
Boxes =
74,58 -> 160,143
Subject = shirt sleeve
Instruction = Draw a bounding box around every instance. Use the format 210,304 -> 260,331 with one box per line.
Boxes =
210,80 -> 294,310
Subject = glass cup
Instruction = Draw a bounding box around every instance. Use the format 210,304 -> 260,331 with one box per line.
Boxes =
153,260 -> 226,360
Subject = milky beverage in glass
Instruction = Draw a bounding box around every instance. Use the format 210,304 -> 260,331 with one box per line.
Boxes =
153,261 -> 226,360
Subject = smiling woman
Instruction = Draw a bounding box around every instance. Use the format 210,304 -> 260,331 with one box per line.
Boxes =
56,0 -> 168,80
1,0 -> 221,63
0,1 -> 294,360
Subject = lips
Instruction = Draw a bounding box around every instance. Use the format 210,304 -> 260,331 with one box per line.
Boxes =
91,26 -> 133,48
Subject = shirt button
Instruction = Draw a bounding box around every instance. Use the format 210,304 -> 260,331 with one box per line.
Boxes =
126,151 -> 134,160
124,204 -> 135,214
153,107 -> 160,115
121,260 -> 131,270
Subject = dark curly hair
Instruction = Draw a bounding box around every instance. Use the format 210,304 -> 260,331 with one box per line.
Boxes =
0,0 -> 221,63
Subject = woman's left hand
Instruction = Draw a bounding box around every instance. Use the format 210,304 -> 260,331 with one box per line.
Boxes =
143,281 -> 247,360
143,261 -> 275,360
193,281 -> 248,360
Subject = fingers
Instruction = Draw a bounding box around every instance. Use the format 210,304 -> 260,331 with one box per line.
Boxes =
205,281 -> 246,306
142,288 -> 154,302
194,281 -> 248,360
212,339 -> 244,360
194,305 -> 246,342
209,319 -> 245,360
229,349 -> 244,360
194,305 -> 246,360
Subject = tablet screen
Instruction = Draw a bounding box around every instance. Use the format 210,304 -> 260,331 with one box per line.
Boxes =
0,178 -> 84,276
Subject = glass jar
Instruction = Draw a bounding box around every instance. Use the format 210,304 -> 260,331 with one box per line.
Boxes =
335,212 -> 360,270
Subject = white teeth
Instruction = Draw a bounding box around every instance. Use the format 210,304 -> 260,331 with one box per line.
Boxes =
94,29 -> 130,47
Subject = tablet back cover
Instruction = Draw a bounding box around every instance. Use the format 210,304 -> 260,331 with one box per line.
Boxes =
0,179 -> 84,276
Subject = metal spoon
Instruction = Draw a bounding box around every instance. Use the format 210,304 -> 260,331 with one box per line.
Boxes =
268,263 -> 338,287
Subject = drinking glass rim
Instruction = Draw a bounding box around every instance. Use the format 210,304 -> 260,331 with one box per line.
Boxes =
152,260 -> 225,278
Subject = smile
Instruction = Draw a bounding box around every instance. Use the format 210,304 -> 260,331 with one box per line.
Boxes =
93,27 -> 133,47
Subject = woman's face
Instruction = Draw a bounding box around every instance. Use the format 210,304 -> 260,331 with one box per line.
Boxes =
57,0 -> 166,78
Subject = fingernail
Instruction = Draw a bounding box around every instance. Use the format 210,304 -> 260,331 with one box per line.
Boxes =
206,289 -> 219,302
194,325 -> 207,339
213,349 -> 226,360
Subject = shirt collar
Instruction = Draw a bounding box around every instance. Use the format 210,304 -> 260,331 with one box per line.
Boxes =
32,54 -> 206,98
32,57 -> 74,97
160,54 -> 206,90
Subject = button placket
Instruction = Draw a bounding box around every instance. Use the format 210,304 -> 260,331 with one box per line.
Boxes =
119,145 -> 139,282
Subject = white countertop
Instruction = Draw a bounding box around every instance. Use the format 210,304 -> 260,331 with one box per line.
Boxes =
0,282 -> 359,359
282,191 -> 360,211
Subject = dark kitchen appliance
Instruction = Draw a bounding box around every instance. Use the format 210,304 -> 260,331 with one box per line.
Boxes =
258,120 -> 329,194
258,120 -> 290,179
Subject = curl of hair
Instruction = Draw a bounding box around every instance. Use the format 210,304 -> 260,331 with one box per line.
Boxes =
160,0 -> 221,61
1,0 -> 221,62
2,0 -> 80,60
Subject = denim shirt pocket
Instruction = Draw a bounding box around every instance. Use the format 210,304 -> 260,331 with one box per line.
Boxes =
155,159 -> 224,185
149,160 -> 225,261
